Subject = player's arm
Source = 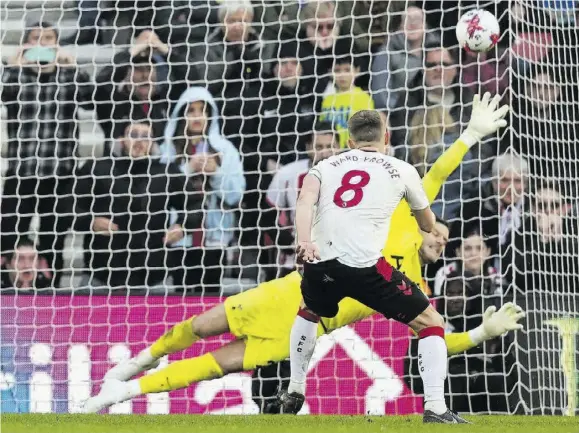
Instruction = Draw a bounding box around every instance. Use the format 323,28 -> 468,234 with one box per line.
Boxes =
295,173 -> 321,262
422,92 -> 509,201
404,165 -> 435,233
445,302 -> 525,355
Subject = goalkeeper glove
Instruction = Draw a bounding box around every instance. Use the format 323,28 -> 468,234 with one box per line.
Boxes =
460,92 -> 509,148
469,302 -> 526,345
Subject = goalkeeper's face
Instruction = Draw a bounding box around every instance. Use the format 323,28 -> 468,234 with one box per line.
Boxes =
419,222 -> 449,264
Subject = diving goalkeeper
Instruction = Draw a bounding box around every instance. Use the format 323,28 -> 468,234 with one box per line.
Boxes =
83,93 -> 522,413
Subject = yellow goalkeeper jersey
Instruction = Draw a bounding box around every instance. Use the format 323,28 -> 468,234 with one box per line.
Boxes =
322,138 -> 470,333
382,139 -> 470,288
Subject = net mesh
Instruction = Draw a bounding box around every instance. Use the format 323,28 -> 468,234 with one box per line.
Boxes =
1,0 -> 578,416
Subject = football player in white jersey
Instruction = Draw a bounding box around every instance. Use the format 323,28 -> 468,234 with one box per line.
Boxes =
281,110 -> 466,423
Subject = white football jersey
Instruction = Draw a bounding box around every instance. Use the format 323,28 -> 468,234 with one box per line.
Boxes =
266,159 -> 310,226
308,149 -> 429,268
266,159 -> 310,269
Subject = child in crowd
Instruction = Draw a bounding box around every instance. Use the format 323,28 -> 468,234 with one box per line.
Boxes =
320,54 -> 374,148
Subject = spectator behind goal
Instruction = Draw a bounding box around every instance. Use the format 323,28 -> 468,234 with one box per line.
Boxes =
509,182 -> 579,295
0,21 -> 94,288
95,31 -> 178,146
258,40 -> 316,173
261,121 -> 340,279
320,53 -> 374,148
159,87 -> 246,292
72,117 -> 203,293
458,152 -> 529,275
371,5 -> 440,111
0,238 -> 52,293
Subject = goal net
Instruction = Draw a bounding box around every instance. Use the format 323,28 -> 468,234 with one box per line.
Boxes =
1,0 -> 578,416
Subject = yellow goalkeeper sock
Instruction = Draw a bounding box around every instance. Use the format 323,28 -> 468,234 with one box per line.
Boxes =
150,316 -> 200,358
139,353 -> 224,394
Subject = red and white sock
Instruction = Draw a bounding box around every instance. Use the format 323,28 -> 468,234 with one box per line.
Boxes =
418,326 -> 448,415
288,308 -> 319,395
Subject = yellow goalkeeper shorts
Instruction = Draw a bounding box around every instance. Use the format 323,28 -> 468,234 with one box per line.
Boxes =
224,271 -> 304,370
223,270 -> 377,370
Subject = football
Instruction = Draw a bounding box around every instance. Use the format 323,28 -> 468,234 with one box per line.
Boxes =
456,9 -> 500,53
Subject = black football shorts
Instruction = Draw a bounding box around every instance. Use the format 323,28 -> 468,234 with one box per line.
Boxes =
301,257 -> 430,324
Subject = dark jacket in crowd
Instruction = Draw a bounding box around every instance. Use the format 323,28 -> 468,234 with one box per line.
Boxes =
1,64 -> 94,177
258,78 -> 316,170
509,215 -> 579,295
72,156 -> 203,287
296,32 -> 359,109
95,48 -> 197,144
153,0 -> 220,47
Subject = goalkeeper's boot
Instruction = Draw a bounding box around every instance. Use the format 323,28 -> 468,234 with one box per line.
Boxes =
104,348 -> 160,381
277,389 -> 305,414
423,409 -> 471,424
82,379 -> 140,413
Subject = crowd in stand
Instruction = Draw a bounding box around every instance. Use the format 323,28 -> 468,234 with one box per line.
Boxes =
1,0 -> 578,301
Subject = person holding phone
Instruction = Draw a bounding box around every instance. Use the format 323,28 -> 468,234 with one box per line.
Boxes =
1,21 -> 95,288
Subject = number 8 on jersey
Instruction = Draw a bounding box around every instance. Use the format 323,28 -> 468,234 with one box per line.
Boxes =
333,170 -> 371,208
308,149 -> 429,268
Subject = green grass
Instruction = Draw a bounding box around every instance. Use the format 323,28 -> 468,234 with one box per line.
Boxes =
2,414 -> 578,433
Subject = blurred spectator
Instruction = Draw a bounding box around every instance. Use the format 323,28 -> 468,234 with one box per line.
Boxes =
390,46 -> 473,152
72,117 -> 202,292
408,105 -> 477,220
458,152 -> 529,274
159,87 -> 245,292
63,0 -> 110,45
0,21 -> 94,287
255,0 -> 395,54
154,1 -> 220,47
320,54 -> 374,148
508,63 -> 579,197
96,30 -> 194,146
297,1 -> 361,108
337,0 -> 401,53
371,6 -> 439,111
258,40 -> 316,173
434,224 -> 499,298
63,0 -> 157,45
509,182 -> 579,294
0,238 -> 52,292
461,48 -> 510,98
186,0 -> 272,146
261,121 -> 339,279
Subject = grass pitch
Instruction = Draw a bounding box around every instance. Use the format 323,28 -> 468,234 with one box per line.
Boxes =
2,414 -> 578,433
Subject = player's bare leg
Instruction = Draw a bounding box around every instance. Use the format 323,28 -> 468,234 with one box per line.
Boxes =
83,338 -> 245,413
409,305 -> 469,424
279,300 -> 318,414
104,304 -> 230,381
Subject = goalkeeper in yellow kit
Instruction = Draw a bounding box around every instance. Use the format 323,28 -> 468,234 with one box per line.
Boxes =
83,93 -> 523,413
